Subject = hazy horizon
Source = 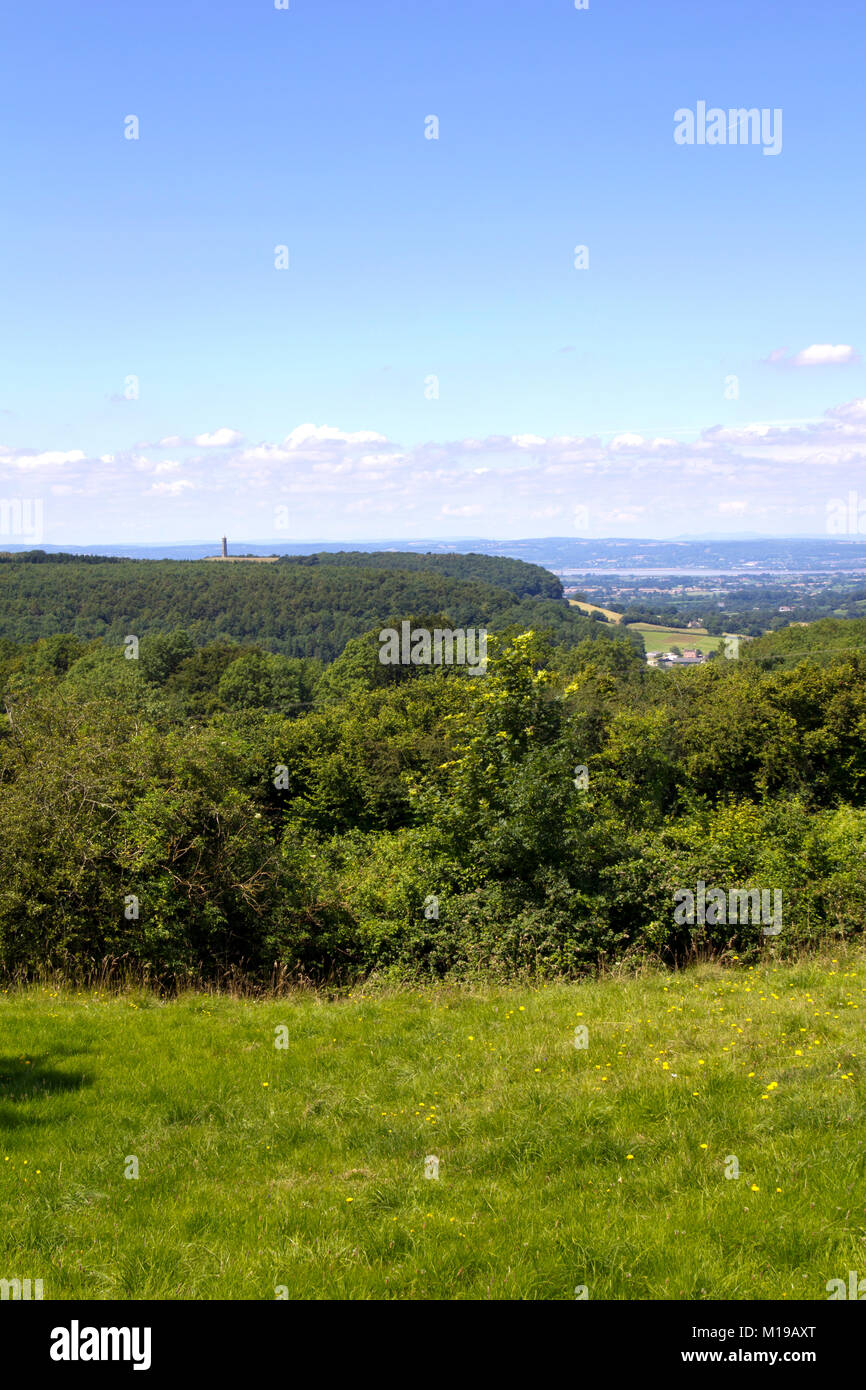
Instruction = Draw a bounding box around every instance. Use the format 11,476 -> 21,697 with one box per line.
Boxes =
5,533 -> 866,561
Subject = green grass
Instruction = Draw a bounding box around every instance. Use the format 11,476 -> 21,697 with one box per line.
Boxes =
629,624 -> 739,656
2,952 -> 865,1301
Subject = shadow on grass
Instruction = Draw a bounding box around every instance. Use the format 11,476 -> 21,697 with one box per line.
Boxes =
0,1051 -> 93,1128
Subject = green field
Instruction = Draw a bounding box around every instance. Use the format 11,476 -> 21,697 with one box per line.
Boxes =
2,951 -> 863,1301
629,624 -> 737,656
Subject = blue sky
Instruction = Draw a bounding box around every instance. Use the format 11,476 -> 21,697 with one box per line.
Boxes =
2,0 -> 865,543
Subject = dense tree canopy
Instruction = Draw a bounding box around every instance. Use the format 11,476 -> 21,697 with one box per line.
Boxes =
0,553 -> 622,661
0,598 -> 864,981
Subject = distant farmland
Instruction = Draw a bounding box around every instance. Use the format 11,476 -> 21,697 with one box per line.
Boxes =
566,603 -> 738,655
567,599 -> 624,622
628,624 -> 738,656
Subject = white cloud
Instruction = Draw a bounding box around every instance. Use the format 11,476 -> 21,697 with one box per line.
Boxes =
14,397 -> 866,541
239,424 -> 392,470
826,398 -> 866,422
358,452 -> 407,469
146,479 -> 194,496
194,428 -> 243,447
768,344 -> 860,368
1,448 -> 86,471
283,423 -> 387,449
609,432 -> 646,450
703,423 -> 773,444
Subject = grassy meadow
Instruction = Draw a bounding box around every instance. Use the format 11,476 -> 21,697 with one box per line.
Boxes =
564,607 -> 746,655
1,951 -> 864,1301
629,623 -> 734,655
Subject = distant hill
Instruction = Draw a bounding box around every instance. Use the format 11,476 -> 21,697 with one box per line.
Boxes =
276,550 -> 563,600
743,617 -> 866,666
7,536 -> 866,573
493,537 -> 866,572
0,552 -> 631,662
